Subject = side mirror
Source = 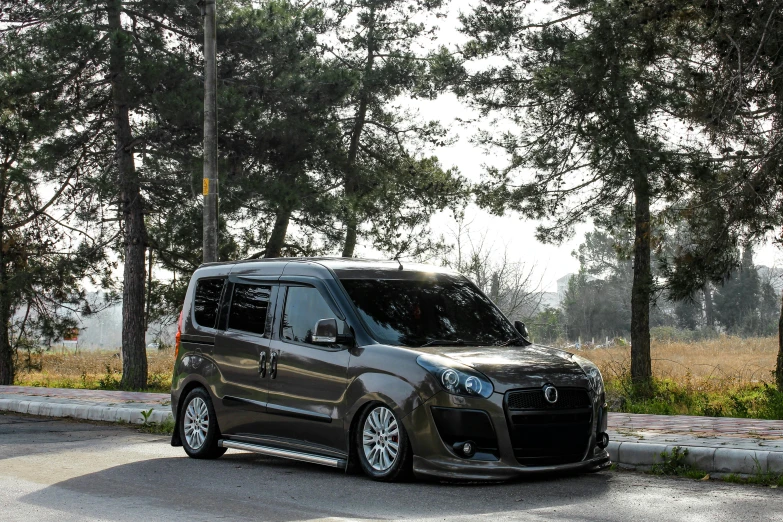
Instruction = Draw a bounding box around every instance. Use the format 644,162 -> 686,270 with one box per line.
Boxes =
312,318 -> 338,344
514,321 -> 530,339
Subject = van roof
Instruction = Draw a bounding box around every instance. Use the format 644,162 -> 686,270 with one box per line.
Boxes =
199,257 -> 457,275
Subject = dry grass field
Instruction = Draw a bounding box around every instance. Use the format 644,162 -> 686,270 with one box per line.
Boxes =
10,336 -> 783,418
14,348 -> 176,392
581,336 -> 779,390
575,336 -> 783,419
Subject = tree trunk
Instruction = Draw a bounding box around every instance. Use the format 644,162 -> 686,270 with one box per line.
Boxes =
342,214 -> 359,258
703,283 -> 714,328
108,0 -> 148,390
265,206 -> 293,259
0,245 -> 11,386
630,168 -> 653,384
341,4 -> 376,258
0,165 -> 11,385
490,272 -> 500,302
776,288 -> 783,390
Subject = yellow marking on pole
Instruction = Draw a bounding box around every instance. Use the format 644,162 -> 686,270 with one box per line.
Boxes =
203,178 -> 210,196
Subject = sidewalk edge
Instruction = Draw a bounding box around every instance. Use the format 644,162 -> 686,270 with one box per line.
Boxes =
0,398 -> 172,425
607,441 -> 782,474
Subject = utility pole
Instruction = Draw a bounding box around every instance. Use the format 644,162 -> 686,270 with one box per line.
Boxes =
202,0 -> 218,263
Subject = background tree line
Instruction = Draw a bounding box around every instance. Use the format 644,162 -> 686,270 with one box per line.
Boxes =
527,224 -> 781,344
1,0 -> 782,390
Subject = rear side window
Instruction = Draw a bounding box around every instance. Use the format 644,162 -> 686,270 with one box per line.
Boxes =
227,284 -> 271,335
193,278 -> 224,328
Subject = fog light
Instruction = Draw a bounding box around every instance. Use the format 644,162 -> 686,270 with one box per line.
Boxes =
453,440 -> 476,458
597,432 -> 609,449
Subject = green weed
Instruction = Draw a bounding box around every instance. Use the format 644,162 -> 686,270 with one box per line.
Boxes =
137,416 -> 175,435
650,447 -> 707,479
140,408 -> 154,424
605,378 -> 783,419
723,458 -> 783,487
138,407 -> 174,435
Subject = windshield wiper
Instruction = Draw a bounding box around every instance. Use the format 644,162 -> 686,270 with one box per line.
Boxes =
420,338 -> 466,347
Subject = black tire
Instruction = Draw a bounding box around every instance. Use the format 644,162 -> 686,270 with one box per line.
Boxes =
179,387 -> 226,459
355,403 -> 413,481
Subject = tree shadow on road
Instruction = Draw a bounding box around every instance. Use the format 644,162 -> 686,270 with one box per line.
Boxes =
18,451 -> 614,521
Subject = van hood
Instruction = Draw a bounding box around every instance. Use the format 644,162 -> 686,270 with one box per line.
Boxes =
417,344 -> 590,393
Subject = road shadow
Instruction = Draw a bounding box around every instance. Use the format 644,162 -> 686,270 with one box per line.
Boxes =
0,414 -> 168,462
19,451 -> 614,521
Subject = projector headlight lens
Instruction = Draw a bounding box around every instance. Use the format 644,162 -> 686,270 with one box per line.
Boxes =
417,354 -> 494,398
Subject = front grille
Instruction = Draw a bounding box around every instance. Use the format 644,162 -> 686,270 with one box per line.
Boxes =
507,388 -> 590,410
505,387 -> 592,467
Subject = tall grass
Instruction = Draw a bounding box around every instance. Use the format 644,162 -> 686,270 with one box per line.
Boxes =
576,336 -> 783,419
14,349 -> 174,393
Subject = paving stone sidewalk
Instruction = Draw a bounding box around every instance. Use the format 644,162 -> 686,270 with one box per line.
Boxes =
0,385 -> 169,404
607,412 -> 783,475
1,385 -> 782,475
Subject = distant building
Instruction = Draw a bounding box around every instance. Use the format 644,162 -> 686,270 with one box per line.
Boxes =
557,274 -> 574,305
538,291 -> 560,310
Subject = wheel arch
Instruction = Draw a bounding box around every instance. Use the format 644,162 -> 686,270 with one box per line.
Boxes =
171,376 -> 213,447
342,373 -> 425,471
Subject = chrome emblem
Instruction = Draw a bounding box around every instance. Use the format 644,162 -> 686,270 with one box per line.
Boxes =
543,384 -> 558,404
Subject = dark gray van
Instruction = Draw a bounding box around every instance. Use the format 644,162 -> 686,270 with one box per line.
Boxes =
170,258 -> 610,481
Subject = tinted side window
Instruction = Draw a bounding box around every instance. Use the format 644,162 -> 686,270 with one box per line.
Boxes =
193,278 -> 225,328
228,284 -> 271,335
282,286 -> 344,344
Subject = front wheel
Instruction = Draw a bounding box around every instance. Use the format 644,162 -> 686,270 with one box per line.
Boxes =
355,404 -> 412,481
179,387 -> 226,459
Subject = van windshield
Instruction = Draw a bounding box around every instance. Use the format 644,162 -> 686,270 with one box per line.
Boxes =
339,277 -> 521,347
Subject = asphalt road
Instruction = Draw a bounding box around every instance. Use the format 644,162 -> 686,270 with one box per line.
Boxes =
1,414 -> 781,521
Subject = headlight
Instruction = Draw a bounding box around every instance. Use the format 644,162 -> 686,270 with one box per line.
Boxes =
572,354 -> 604,396
417,354 -> 494,398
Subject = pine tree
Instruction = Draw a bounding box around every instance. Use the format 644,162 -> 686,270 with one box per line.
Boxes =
460,0 -> 700,383
216,0 -> 353,259
3,1 -> 201,388
659,1 -> 783,386
326,0 -> 466,258
0,10 -> 115,384
712,247 -> 778,337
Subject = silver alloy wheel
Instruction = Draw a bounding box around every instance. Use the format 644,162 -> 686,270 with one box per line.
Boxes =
362,406 -> 400,472
184,396 -> 210,450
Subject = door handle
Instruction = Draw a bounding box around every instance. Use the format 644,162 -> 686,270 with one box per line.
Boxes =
259,352 -> 267,378
269,351 -> 278,379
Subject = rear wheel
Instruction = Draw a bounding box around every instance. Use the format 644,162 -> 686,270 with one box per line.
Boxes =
356,404 -> 412,481
179,387 -> 226,459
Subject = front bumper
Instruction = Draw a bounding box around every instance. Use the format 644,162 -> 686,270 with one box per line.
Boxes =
402,389 -> 610,481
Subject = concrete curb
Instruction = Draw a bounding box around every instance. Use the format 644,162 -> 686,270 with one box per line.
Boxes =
607,441 -> 782,475
0,398 -> 172,425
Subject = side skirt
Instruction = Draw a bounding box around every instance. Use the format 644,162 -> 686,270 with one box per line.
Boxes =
218,439 -> 347,469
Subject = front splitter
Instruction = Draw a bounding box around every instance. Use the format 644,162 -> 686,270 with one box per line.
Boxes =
412,451 -> 611,481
